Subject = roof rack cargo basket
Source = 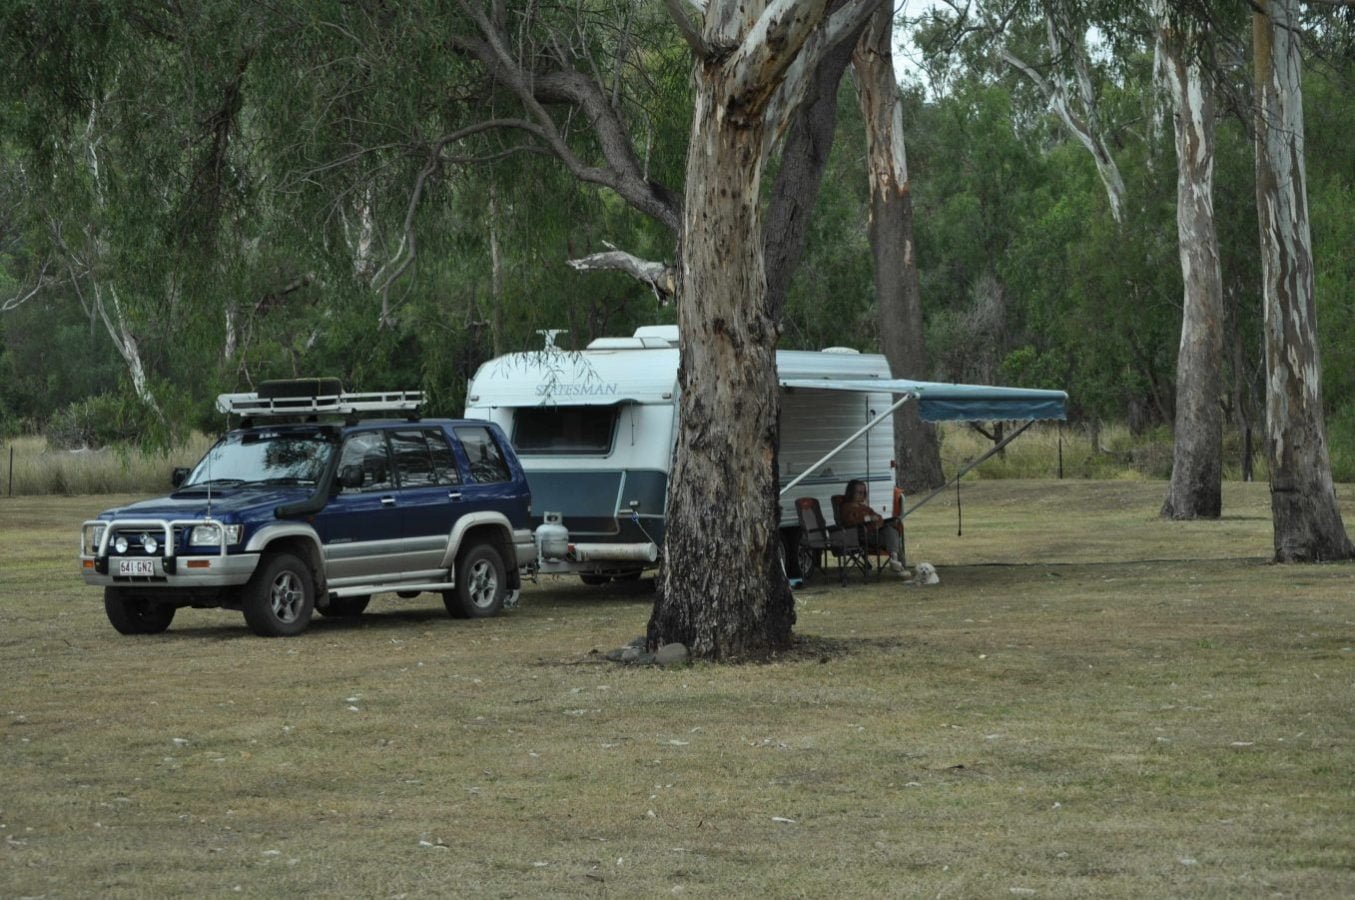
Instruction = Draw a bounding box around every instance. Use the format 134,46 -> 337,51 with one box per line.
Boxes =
217,379 -> 423,418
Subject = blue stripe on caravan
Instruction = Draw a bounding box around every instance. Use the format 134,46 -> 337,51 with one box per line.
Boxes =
524,469 -> 668,543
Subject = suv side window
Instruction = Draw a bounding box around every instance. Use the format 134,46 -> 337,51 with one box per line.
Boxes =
455,425 -> 511,484
391,429 -> 461,487
425,430 -> 461,485
338,431 -> 394,492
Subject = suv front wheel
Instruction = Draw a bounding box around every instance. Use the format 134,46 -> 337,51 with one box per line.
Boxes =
243,552 -> 315,637
444,543 -> 506,619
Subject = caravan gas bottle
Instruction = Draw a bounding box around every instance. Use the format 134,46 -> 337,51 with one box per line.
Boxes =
536,512 -> 570,560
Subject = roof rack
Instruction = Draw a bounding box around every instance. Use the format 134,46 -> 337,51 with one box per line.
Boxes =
216,389 -> 424,418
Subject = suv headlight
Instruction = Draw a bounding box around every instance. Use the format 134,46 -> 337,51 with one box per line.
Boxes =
189,523 -> 243,547
83,524 -> 107,556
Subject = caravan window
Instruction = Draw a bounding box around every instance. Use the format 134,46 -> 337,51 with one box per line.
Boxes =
513,406 -> 618,455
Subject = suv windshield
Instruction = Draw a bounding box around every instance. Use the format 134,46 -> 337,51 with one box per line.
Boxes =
185,429 -> 336,487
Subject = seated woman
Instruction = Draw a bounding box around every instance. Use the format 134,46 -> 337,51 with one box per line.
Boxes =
838,479 -> 907,575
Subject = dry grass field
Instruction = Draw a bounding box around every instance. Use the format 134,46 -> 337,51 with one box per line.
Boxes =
2,481 -> 1353,898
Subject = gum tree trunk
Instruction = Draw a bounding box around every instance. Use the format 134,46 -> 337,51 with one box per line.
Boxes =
853,4 -> 945,494
1252,0 -> 1353,561
648,47 -> 794,659
650,0 -> 880,659
1156,6 -> 1224,519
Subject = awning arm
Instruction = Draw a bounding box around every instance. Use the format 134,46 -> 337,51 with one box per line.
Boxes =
901,420 -> 1034,519
779,392 -> 916,497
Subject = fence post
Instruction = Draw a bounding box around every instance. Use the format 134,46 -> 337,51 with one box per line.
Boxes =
7,445 -> 12,497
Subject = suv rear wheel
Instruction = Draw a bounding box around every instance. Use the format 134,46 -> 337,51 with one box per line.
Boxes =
444,543 -> 506,619
104,588 -> 175,635
243,552 -> 315,637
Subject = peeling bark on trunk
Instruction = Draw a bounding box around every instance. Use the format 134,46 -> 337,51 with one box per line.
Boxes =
1156,8 -> 1224,520
853,5 -> 945,494
1253,1 -> 1353,561
648,0 -> 876,659
648,67 -> 795,660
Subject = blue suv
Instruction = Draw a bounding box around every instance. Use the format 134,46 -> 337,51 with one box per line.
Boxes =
80,380 -> 534,637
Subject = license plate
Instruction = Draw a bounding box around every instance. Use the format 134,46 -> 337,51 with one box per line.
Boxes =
117,559 -> 156,577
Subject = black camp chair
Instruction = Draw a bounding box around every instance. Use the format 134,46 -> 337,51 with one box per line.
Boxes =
831,493 -> 895,577
794,497 -> 871,585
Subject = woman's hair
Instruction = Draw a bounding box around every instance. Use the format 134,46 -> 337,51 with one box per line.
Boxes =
844,478 -> 866,500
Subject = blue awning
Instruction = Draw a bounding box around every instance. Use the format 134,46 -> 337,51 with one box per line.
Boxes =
779,378 -> 1068,423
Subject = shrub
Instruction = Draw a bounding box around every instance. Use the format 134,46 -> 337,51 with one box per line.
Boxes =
47,394 -> 156,450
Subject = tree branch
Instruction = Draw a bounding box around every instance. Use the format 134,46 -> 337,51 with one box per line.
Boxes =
663,0 -> 708,57
762,0 -> 880,158
986,2 -> 1127,223
1,259 -> 55,312
732,0 -> 831,109
451,5 -> 682,232
567,242 -> 677,304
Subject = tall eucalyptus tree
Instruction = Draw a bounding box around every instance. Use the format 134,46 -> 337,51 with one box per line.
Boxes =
853,3 -> 946,493
1154,2 -> 1226,519
935,0 -> 1234,515
1252,0 -> 1353,561
648,0 -> 885,658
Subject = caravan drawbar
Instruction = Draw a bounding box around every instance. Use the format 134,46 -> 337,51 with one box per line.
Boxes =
465,326 -> 1067,582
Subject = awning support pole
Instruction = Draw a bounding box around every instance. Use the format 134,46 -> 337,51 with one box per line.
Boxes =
901,420 -> 1035,519
779,393 -> 916,497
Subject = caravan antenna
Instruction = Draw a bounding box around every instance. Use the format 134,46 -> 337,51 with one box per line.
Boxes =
537,329 -> 567,350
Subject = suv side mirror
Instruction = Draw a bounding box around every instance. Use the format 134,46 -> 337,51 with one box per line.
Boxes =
339,465 -> 365,489
171,467 -> 190,488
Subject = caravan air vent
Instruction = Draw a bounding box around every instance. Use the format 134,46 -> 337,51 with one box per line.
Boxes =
632,325 -> 679,346
586,337 -> 647,350
820,346 -> 861,354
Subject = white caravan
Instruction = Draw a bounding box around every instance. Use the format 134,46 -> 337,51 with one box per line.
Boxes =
465,326 -> 1067,582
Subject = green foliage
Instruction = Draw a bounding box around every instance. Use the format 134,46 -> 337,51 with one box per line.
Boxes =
1307,62 -> 1355,449
1323,407 -> 1355,483
47,391 -> 173,451
776,77 -> 875,352
2,0 -> 1354,470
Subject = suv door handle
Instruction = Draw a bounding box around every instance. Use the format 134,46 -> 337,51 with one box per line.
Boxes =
448,492 -> 463,501
380,496 -> 396,507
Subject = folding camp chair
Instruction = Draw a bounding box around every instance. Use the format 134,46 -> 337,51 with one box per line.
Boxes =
831,493 -> 897,577
795,497 -> 871,585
